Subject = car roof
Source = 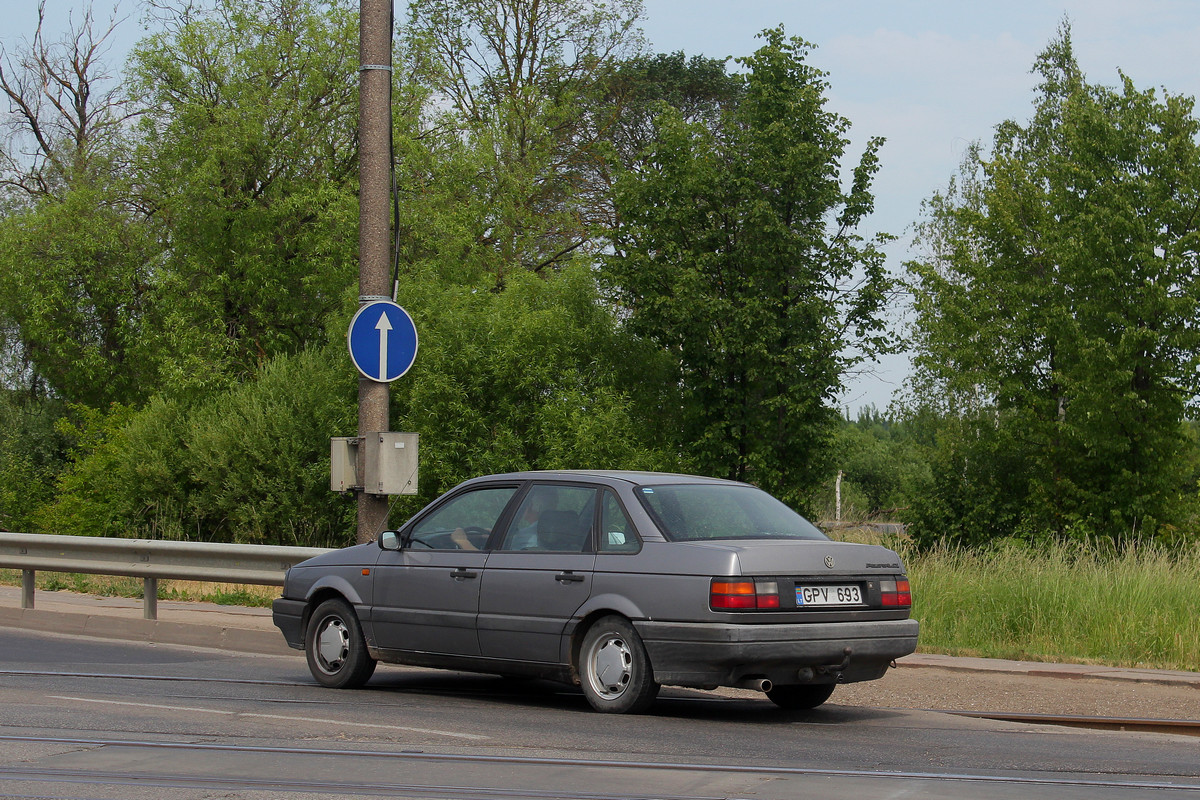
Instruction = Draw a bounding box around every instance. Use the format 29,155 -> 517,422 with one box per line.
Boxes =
457,470 -> 747,489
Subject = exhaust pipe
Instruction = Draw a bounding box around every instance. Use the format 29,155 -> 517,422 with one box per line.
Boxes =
735,677 -> 773,692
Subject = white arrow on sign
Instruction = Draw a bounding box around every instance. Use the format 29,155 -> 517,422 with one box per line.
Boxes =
375,312 -> 392,381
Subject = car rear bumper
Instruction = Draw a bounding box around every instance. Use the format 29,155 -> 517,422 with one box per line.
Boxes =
272,597 -> 307,650
635,618 -> 919,688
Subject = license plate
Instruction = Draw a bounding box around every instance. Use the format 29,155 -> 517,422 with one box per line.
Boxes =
796,584 -> 863,606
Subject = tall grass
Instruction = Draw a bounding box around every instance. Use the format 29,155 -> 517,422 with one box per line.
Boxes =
903,540 -> 1200,671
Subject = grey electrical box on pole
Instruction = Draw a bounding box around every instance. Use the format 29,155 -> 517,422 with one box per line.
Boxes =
331,433 -> 418,496
331,437 -> 360,492
365,432 -> 418,495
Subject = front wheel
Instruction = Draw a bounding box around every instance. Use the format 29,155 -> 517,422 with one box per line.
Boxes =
578,615 -> 659,714
766,683 -> 836,710
305,598 -> 377,689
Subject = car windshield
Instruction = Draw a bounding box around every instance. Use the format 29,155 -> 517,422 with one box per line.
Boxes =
636,483 -> 828,542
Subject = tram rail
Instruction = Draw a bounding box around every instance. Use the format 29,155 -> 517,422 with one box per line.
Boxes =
2,734 -> 1200,797
4,667 -> 1200,737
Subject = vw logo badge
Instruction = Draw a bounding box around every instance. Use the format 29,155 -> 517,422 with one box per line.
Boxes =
824,555 -> 835,569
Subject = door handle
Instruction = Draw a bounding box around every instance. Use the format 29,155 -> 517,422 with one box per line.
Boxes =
450,568 -> 478,580
555,571 -> 586,583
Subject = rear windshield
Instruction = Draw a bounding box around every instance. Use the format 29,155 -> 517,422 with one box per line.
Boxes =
636,483 -> 828,542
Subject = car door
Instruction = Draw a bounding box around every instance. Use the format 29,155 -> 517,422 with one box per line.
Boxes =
477,483 -> 598,664
371,484 -> 518,657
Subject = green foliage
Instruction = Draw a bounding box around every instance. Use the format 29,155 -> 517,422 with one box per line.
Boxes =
599,51 -> 743,168
0,186 -> 159,407
387,263 -> 682,516
901,408 -> 1034,546
40,347 -> 357,545
906,25 -> 1200,545
38,399 -> 189,538
0,396 -> 70,532
406,0 -> 646,282
28,264 -> 673,544
813,410 -> 931,521
129,0 -> 360,394
183,347 -> 358,545
2,0 -> 690,545
606,28 -> 894,510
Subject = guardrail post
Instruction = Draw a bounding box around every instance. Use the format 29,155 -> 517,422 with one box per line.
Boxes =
21,570 -> 34,609
143,577 -> 157,620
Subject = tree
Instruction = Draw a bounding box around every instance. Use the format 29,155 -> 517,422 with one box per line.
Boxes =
0,392 -> 69,532
905,24 -> 1200,545
128,0 -> 361,395
812,409 -> 931,522
40,347 -> 358,545
405,0 -> 645,284
387,262 -> 681,514
0,1 -> 132,199
606,28 -> 894,509
597,51 -> 743,174
0,188 -> 158,406
0,2 -> 153,406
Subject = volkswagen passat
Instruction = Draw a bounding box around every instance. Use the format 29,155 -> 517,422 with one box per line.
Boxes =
273,471 -> 918,713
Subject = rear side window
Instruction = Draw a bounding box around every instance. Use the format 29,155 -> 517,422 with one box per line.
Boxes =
636,484 -> 827,542
498,484 -> 596,552
599,490 -> 640,552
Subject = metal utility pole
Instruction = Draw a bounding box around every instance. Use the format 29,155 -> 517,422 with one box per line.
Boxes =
356,0 -> 392,543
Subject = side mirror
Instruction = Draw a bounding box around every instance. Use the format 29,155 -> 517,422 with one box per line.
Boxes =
379,530 -> 401,551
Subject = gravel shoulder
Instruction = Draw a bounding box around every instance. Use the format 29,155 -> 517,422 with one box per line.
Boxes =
834,663 -> 1200,720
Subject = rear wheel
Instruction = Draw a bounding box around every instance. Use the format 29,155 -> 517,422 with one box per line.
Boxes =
305,598 -> 377,689
579,615 -> 659,714
766,683 -> 836,710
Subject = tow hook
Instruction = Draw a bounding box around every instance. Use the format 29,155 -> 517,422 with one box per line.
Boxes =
815,647 -> 853,682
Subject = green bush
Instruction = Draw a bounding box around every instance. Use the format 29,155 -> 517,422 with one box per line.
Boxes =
184,346 -> 358,545
39,346 -> 357,545
813,412 -> 932,522
0,396 -> 70,532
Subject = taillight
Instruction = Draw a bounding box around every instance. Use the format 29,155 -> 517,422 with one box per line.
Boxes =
881,578 -> 912,608
710,579 -> 779,610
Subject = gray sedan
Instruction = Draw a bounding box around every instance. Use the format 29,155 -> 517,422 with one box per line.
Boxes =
273,471 -> 918,713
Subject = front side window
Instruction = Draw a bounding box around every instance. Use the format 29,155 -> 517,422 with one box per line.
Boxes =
410,486 -> 517,550
636,483 -> 827,542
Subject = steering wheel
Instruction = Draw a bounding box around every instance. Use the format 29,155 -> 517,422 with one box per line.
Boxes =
462,525 -> 490,546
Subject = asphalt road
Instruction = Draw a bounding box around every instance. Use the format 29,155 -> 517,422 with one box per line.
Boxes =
2,629 -> 1198,800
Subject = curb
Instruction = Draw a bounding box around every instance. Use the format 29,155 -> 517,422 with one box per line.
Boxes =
0,604 -> 295,656
897,652 -> 1200,689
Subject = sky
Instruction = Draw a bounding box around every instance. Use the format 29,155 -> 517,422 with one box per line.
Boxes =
638,1 -> 1200,413
5,1 -> 1200,413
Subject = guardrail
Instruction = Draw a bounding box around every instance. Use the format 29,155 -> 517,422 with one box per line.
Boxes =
0,532 -> 329,620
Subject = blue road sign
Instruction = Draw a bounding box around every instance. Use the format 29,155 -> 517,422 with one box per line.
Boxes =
347,300 -> 419,382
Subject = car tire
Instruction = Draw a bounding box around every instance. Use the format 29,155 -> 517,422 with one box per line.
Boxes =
305,598 -> 377,689
579,615 -> 659,714
765,682 -> 836,710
